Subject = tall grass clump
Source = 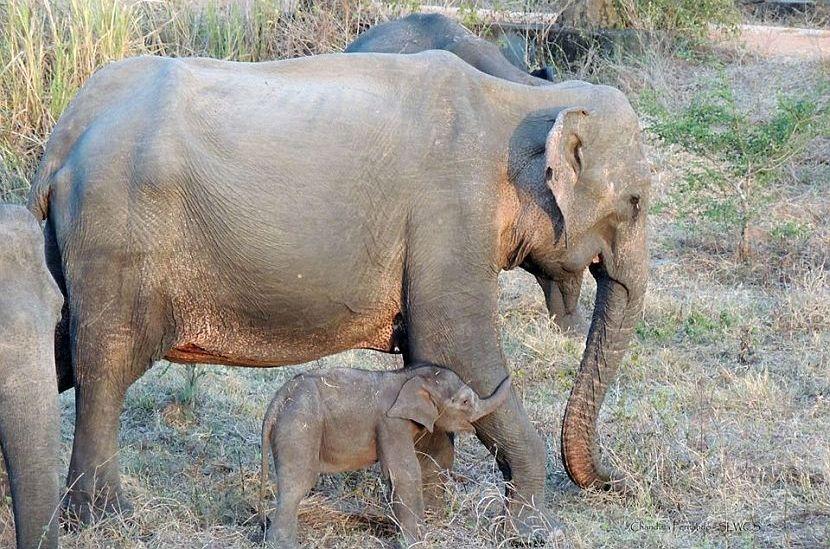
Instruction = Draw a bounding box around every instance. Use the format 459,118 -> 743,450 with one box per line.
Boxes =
0,0 -> 388,202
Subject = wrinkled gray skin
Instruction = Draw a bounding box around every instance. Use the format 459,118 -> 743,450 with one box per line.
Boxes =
260,364 -> 510,547
346,13 -> 583,334
0,205 -> 63,549
29,51 -> 650,538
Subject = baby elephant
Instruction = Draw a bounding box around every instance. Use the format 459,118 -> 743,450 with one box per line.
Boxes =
260,363 -> 511,547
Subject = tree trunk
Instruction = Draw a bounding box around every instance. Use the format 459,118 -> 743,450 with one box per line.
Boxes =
560,0 -> 623,29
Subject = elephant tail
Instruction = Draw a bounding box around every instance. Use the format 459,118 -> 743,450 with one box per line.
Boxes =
27,167 -> 53,222
259,406 -> 275,531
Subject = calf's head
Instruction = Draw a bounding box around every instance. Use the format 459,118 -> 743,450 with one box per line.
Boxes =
387,366 -> 511,433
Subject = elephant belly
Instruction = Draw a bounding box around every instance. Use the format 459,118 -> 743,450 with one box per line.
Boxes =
163,304 -> 404,368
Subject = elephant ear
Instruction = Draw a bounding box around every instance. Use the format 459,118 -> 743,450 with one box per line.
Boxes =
387,376 -> 439,433
545,107 -> 589,246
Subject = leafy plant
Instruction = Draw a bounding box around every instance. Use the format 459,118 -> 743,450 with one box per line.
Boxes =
643,76 -> 826,261
178,365 -> 208,408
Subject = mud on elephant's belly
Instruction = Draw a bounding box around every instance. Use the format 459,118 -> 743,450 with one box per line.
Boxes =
163,310 -> 405,367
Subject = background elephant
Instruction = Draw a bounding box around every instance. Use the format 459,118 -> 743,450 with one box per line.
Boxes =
346,13 -> 584,333
346,13 -> 556,86
29,51 -> 649,536
0,205 -> 63,549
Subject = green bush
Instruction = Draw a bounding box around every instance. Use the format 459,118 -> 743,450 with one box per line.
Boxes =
642,76 -> 826,260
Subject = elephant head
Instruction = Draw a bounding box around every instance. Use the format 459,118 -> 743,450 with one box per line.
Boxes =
514,89 -> 650,489
388,366 -> 512,434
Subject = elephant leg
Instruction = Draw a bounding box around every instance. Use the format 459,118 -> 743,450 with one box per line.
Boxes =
266,450 -> 318,549
0,371 -> 60,548
403,352 -> 455,513
473,391 -> 558,537
378,425 -> 424,546
404,251 -> 557,541
535,271 -> 584,334
64,298 -> 163,523
414,431 -> 454,514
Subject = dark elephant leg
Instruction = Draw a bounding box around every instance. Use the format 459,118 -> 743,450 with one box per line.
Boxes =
404,250 -> 555,540
44,220 -> 73,393
0,373 -> 60,548
535,270 -> 585,334
64,291 -> 165,522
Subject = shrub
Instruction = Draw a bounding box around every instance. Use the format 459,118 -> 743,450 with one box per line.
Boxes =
642,76 -> 827,261
614,0 -> 740,36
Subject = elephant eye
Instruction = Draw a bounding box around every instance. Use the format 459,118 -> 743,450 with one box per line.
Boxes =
629,195 -> 641,219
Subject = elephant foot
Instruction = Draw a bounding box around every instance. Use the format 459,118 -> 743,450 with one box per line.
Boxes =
395,533 -> 423,549
264,529 -> 299,549
552,313 -> 584,337
61,486 -> 133,527
502,499 -> 566,547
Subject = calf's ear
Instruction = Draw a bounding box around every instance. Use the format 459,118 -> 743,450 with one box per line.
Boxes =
387,377 -> 439,432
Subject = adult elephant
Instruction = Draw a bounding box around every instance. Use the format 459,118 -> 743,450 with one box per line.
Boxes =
347,13 -> 583,333
29,51 -> 649,537
0,205 -> 63,549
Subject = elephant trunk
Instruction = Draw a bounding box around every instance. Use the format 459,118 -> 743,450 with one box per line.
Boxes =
471,376 -> 512,422
560,246 -> 646,489
0,374 -> 60,548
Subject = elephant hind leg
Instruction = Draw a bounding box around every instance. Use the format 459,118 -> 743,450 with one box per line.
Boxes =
64,289 -> 171,523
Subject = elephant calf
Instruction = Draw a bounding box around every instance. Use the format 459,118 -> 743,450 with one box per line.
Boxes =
0,205 -> 63,549
260,363 -> 511,547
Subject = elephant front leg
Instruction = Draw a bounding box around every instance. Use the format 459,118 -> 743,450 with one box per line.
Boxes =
404,265 -> 560,542
403,351 -> 455,514
379,424 -> 425,546
474,391 -> 564,541
535,271 -> 585,334
414,431 -> 454,515
0,368 -> 60,549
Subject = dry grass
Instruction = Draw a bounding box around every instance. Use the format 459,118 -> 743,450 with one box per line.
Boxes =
1,1 -> 829,547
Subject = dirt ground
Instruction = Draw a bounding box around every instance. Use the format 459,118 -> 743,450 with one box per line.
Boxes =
723,23 -> 830,59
